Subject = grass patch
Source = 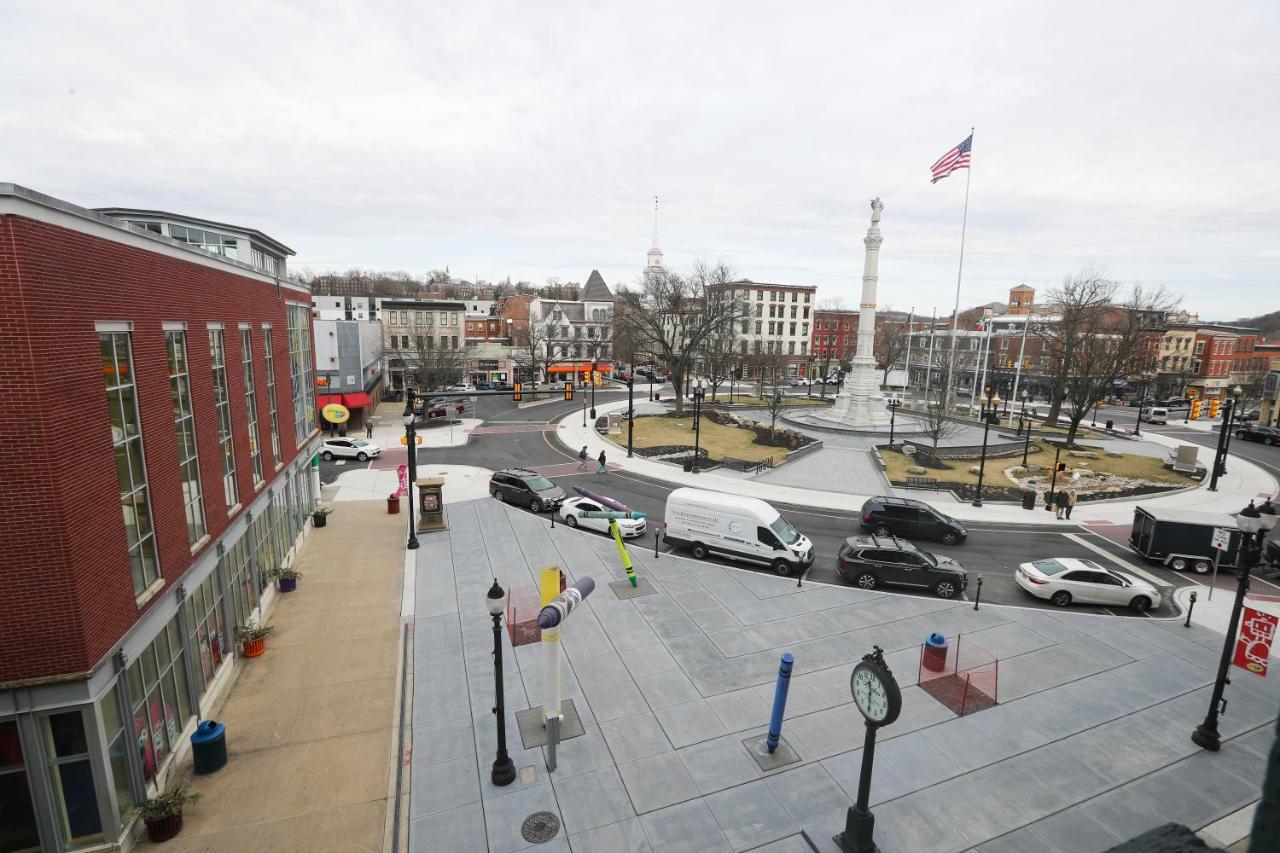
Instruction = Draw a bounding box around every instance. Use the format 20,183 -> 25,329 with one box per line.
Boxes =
882,448 -> 1195,487
630,414 -> 787,464
699,394 -> 818,408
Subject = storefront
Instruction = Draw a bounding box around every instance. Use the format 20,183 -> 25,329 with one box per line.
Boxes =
468,358 -> 509,385
0,461 -> 316,852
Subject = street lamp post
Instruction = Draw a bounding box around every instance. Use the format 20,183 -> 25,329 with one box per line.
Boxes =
1219,385 -> 1244,481
691,382 -> 706,473
973,397 -> 994,508
589,358 -> 598,420
627,377 -> 635,458
1022,411 -> 1033,467
486,580 -> 516,786
1209,395 -> 1237,492
1045,443 -> 1064,511
887,399 -> 900,446
1192,499 -> 1277,752
1134,380 -> 1146,437
402,393 -> 420,551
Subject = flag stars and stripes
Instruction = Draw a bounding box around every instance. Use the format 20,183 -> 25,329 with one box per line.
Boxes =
931,134 -> 973,184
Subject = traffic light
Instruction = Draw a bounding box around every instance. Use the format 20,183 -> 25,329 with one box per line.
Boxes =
1056,462 -> 1067,472
513,382 -> 523,402
1191,400 -> 1202,419
564,381 -> 574,400
593,371 -> 602,387
1209,399 -> 1221,419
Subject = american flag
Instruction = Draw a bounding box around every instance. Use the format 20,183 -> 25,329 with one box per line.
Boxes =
930,134 -> 972,184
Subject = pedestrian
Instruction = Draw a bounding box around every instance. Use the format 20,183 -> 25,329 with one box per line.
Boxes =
596,450 -> 607,474
1053,489 -> 1068,519
365,421 -> 374,439
1065,488 -> 1077,520
577,445 -> 589,470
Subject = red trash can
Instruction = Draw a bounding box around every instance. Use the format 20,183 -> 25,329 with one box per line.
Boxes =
922,633 -> 949,672
387,493 -> 401,514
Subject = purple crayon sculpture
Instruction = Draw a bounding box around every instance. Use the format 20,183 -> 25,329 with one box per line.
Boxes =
537,577 -> 596,629
573,486 -> 631,513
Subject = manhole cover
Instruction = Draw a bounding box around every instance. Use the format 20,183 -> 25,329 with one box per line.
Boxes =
520,811 -> 561,843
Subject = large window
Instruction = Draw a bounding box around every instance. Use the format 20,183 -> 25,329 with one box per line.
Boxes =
96,686 -> 134,825
185,572 -> 227,698
168,224 -> 237,260
166,332 -> 207,547
251,511 -> 277,594
241,330 -> 264,486
42,712 -> 104,846
101,332 -> 159,595
262,328 -> 282,464
287,304 -> 317,445
210,330 -> 239,509
225,535 -> 256,630
126,617 -> 192,786
0,720 -> 40,851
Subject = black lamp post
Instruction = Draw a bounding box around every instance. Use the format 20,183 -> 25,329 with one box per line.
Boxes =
589,358 -> 598,420
973,397 -> 994,508
1021,411 -> 1033,467
486,579 -> 516,785
627,376 -> 635,458
1192,499 -> 1277,752
1209,396 -> 1237,492
1219,385 -> 1243,482
1045,443 -> 1064,511
887,399 -> 900,446
403,393 -> 420,551
1134,380 -> 1146,437
691,381 -> 706,473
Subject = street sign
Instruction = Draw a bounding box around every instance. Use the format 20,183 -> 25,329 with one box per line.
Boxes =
1233,607 -> 1278,677
397,464 -> 409,497
1212,527 -> 1231,551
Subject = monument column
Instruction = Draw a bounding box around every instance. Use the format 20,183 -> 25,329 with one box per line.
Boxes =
829,198 -> 888,426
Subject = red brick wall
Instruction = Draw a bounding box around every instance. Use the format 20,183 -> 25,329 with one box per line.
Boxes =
0,214 -> 313,684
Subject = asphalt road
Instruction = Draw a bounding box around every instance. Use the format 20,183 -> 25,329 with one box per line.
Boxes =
340,390 -> 1203,617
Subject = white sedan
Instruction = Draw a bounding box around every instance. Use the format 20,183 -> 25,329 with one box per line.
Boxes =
1016,558 -> 1160,613
320,438 -> 382,462
559,497 -> 647,538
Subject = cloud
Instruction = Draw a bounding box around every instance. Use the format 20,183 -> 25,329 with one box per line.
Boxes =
3,1 -> 1277,318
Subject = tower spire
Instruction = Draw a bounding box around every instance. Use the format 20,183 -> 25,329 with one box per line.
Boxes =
645,195 -> 665,273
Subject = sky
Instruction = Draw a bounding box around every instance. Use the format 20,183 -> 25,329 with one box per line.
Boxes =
3,2 -> 1278,321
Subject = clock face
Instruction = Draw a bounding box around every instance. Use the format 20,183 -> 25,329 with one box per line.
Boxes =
851,661 -> 901,725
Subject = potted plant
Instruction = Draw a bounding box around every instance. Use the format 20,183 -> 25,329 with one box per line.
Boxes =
234,621 -> 275,658
312,504 -> 333,528
272,565 -> 303,593
135,784 -> 201,843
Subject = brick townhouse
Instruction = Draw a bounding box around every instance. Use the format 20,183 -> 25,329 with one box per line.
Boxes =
0,184 -> 323,851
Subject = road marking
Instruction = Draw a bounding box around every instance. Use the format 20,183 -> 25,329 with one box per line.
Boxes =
1063,532 -> 1168,586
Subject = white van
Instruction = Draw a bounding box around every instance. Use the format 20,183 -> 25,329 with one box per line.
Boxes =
663,488 -> 815,576
1140,406 -> 1169,425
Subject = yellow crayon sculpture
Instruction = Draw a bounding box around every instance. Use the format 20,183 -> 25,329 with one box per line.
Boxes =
610,520 -> 637,587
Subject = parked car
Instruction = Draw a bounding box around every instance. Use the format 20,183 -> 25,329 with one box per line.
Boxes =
1235,425 -> 1280,445
663,487 -> 814,576
560,496 -> 647,537
475,381 -> 494,391
320,438 -> 381,462
788,378 -> 810,386
859,496 -> 967,545
1139,406 -> 1169,425
1129,506 -> 1241,572
1239,408 -> 1261,422
425,398 -> 466,418
1015,557 -> 1161,612
450,383 -> 477,393
1162,398 -> 1191,409
836,535 -> 967,598
488,469 -> 566,512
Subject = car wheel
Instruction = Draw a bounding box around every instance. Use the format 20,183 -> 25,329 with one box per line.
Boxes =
854,572 -> 878,590
873,524 -> 892,537
940,532 -> 961,545
1170,557 -> 1189,571
691,542 -> 709,560
1267,438 -> 1276,446
771,559 -> 792,577
933,580 -> 958,599
322,451 -> 334,461
565,515 -> 578,528
1129,595 -> 1152,613
356,452 -> 368,462
493,490 -> 505,503
1050,590 -> 1072,607
1236,431 -> 1245,439
529,498 -> 542,513
1192,560 -> 1211,574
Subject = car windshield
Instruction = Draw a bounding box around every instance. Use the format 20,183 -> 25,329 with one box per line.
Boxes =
526,476 -> 556,491
769,516 -> 801,545
351,439 -> 368,447
1031,559 -> 1070,575
918,551 -> 939,567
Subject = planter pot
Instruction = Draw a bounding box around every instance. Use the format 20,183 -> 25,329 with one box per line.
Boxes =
144,811 -> 184,843
278,577 -> 297,593
242,637 -> 266,658
313,512 -> 328,528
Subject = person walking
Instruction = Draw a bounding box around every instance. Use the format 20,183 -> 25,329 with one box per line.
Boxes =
365,421 -> 374,439
576,445 -> 590,470
596,450 -> 608,474
1053,489 -> 1068,519
1065,488 -> 1078,520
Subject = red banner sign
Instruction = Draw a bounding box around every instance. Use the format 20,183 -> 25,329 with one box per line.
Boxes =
397,464 -> 409,497
1233,607 -> 1278,677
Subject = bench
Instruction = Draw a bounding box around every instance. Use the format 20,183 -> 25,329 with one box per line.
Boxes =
904,476 -> 939,490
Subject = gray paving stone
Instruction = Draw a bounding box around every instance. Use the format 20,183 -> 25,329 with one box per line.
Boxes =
706,686 -> 774,732
639,799 -> 733,853
708,626 -> 776,657
958,620 -> 1056,659
1028,807 -> 1124,853
763,762 -> 853,827
973,826 -> 1056,853
550,723 -> 618,779
678,735 -> 764,795
618,751 -> 701,814
483,782 -> 563,853
748,836 -> 816,853
413,716 -> 478,767
569,652 -> 631,689
705,778 -> 799,851
785,703 -> 865,760
751,678 -> 828,718
411,755 -> 480,816
410,801 -> 488,853
655,698 -> 729,748
635,669 -> 702,709
871,795 -> 975,853
599,713 -> 672,763
553,766 -> 636,836
582,679 -> 647,723
567,817 -> 652,853
619,642 -> 680,678
689,604 -> 741,632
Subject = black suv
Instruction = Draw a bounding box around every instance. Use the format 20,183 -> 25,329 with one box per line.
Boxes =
860,496 -> 967,544
836,535 -> 968,599
1235,425 -> 1279,445
489,468 -> 566,512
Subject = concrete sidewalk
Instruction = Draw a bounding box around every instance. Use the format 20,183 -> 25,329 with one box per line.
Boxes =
149,499 -> 405,852
564,399 -> 1278,526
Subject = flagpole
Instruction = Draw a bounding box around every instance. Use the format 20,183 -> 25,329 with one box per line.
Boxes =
902,307 -> 915,399
924,308 -> 938,403
943,127 -> 974,411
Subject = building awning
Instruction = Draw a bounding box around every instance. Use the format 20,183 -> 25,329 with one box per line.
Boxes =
342,392 -> 373,409
546,362 -> 613,374
317,394 -> 343,407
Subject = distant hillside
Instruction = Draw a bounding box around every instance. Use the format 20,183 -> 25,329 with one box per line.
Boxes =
1232,310 -> 1280,340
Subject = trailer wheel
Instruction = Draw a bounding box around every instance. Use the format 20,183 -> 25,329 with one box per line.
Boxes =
1170,557 -> 1189,571
1192,560 -> 1211,574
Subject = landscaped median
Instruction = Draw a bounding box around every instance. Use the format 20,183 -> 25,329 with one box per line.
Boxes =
622,410 -> 819,469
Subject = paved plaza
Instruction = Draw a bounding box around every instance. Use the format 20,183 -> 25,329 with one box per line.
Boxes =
409,498 -> 1277,852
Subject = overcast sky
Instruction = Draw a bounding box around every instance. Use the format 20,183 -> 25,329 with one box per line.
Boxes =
4,2 -> 1277,320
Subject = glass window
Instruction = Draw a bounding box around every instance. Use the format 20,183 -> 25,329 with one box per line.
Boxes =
241,330 -> 264,486
186,571 -> 227,699
287,304 -> 317,446
42,712 -> 104,846
126,613 -> 191,787
262,328 -> 282,465
102,332 -> 159,595
439,312 -> 447,324
0,720 -> 41,851
167,332 -> 207,546
210,330 -> 239,509
226,535 -> 256,629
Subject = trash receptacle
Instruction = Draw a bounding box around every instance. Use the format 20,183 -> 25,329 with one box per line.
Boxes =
682,460 -> 693,472
1105,419 -> 1114,430
923,633 -> 949,672
387,493 -> 401,515
1021,490 -> 1037,510
191,720 -> 227,775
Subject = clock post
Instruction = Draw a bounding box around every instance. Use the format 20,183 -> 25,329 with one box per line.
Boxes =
835,646 -> 902,853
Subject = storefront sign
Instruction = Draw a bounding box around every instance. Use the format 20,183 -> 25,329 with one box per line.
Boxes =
397,464 -> 409,497
1233,606 -> 1278,676
322,402 -> 350,424
477,359 -> 499,370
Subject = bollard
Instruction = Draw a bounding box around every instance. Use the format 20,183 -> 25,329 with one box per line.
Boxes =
538,575 -> 595,772
764,653 -> 795,754
610,520 -> 638,587
654,530 -> 660,559
1185,590 -> 1197,627
973,574 -> 983,610
550,507 -> 555,528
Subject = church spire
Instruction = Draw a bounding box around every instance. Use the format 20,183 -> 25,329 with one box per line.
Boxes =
646,195 -> 665,273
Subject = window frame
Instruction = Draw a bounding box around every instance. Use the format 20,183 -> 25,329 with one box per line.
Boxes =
209,329 -> 240,511
166,331 -> 207,547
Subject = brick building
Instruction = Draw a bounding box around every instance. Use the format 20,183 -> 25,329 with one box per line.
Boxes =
0,185 -> 322,851
714,279 -> 815,378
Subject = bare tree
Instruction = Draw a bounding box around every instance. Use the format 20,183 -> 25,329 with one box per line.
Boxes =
1235,362 -> 1271,415
876,316 -> 912,385
510,318 -> 552,384
615,261 -> 743,414
702,312 -> 742,399
917,343 -> 965,451
765,388 -> 787,435
385,320 -> 466,390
